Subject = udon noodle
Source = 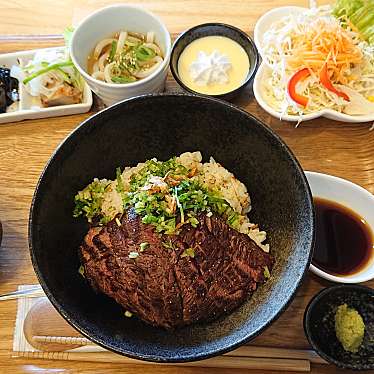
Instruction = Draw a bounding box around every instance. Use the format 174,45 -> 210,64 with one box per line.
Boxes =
88,30 -> 164,84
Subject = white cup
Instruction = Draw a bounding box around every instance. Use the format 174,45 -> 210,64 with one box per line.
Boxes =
70,5 -> 171,106
305,171 -> 374,283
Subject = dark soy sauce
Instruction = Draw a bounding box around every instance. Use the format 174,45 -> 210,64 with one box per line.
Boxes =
312,197 -> 373,276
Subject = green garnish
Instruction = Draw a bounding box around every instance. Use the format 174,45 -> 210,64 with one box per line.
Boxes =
23,61 -> 74,84
124,310 -> 133,317
125,39 -> 139,47
109,40 -> 117,62
139,242 -> 149,252
128,251 -> 139,259
73,179 -> 110,223
111,76 -> 137,83
333,0 -> 374,44
100,215 -> 111,225
188,215 -> 199,227
263,266 -> 271,279
74,157 -> 240,234
78,265 -> 85,278
227,212 -> 240,228
126,175 -> 231,235
106,39 -> 158,85
162,239 -> 175,250
57,67 -> 72,83
181,247 -> 195,258
135,45 -> 156,61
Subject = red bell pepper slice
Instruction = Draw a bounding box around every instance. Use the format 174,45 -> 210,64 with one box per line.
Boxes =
319,64 -> 350,102
287,68 -> 310,107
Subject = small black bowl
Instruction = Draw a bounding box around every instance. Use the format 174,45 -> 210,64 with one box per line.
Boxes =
170,23 -> 259,101
304,285 -> 374,370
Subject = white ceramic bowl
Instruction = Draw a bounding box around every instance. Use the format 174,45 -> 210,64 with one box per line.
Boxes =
253,6 -> 374,123
70,5 -> 171,106
305,171 -> 374,283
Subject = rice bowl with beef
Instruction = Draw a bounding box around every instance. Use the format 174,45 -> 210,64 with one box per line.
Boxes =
74,151 -> 273,328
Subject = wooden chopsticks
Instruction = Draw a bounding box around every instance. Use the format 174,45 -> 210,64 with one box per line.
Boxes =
14,339 -> 327,372
14,350 -> 312,372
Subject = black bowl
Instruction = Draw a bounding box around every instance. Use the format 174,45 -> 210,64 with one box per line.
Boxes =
29,93 -> 314,362
304,285 -> 374,370
170,23 -> 259,100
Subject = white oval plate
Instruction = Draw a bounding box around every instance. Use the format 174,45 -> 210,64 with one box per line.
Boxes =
0,47 -> 92,125
253,6 -> 374,123
305,171 -> 374,284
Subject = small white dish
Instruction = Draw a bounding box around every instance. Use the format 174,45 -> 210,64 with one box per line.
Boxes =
305,171 -> 374,283
253,63 -> 374,123
253,6 -> 374,123
0,47 -> 92,125
70,5 -> 171,107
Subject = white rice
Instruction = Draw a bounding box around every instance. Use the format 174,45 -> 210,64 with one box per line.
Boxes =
98,151 -> 269,252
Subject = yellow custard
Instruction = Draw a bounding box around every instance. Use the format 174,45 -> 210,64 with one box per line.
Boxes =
178,35 -> 250,95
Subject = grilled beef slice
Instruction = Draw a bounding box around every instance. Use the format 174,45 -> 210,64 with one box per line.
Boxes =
80,208 -> 273,328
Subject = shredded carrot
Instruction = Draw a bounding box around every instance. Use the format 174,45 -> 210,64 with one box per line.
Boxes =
283,18 -> 363,84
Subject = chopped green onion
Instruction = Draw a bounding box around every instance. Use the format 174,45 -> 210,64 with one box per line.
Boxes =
227,212 -> 239,228
181,247 -> 195,258
73,179 -> 110,223
74,156 -> 241,235
124,310 -> 133,317
162,239 -> 174,250
100,215 -> 111,225
125,40 -> 139,47
128,251 -> 139,259
139,242 -> 149,252
111,76 -> 137,83
135,45 -> 156,61
23,61 -> 74,84
78,265 -> 85,278
109,40 -> 117,62
263,266 -> 271,279
57,67 -> 72,83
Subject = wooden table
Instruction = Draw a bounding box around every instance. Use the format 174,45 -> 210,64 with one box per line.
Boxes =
0,1 -> 373,373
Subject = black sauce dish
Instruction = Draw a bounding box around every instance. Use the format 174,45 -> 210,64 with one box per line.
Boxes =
170,23 -> 259,101
304,285 -> 374,370
29,93 -> 314,362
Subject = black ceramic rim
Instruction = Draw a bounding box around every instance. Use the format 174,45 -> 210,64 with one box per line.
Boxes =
303,284 -> 374,370
29,92 -> 314,363
169,23 -> 259,98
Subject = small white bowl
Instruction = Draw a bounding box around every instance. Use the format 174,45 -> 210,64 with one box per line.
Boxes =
253,6 -> 374,123
305,171 -> 374,283
70,5 -> 171,106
